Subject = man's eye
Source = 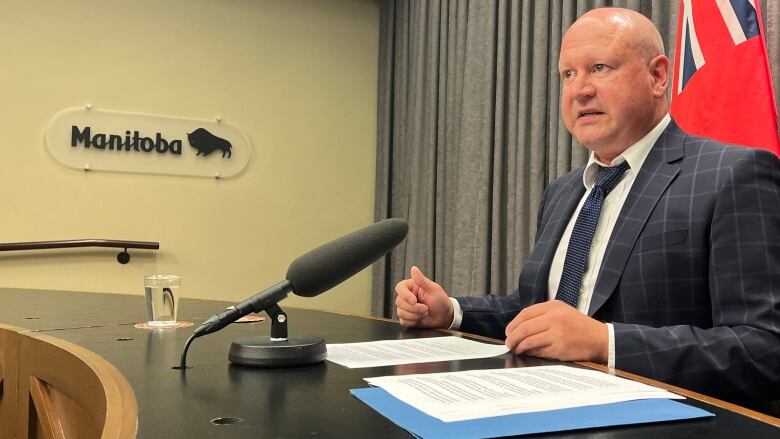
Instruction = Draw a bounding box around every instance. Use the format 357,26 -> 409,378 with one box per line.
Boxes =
593,64 -> 607,72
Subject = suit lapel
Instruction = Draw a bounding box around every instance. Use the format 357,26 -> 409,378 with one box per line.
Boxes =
526,172 -> 584,304
588,121 -> 686,316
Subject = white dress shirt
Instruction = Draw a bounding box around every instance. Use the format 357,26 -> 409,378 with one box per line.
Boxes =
451,114 -> 671,367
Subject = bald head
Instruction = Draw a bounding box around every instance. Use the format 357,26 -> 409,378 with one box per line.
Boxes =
565,8 -> 664,64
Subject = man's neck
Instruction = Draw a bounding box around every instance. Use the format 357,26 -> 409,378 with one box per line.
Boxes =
592,114 -> 671,167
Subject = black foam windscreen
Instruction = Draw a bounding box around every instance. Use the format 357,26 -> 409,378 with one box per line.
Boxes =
285,218 -> 408,297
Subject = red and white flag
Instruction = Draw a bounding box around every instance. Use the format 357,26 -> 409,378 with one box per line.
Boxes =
671,0 -> 780,155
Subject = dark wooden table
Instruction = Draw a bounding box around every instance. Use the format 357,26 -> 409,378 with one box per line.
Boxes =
1,288 -> 777,438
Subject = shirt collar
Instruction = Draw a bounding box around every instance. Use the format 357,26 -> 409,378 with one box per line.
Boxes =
582,114 -> 671,189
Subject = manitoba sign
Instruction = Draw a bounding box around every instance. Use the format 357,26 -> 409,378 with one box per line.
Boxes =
45,107 -> 252,178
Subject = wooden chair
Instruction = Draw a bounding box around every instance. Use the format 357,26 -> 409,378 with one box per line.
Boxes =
14,331 -> 138,439
0,324 -> 22,439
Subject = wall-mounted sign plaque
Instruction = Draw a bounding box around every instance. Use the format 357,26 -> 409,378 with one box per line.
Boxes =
45,107 -> 252,178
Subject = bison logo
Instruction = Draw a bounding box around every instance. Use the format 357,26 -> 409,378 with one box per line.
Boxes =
187,128 -> 232,158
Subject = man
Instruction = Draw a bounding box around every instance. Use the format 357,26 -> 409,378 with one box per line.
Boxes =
395,8 -> 780,407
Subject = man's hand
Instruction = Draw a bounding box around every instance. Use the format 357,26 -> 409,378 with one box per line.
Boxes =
504,300 -> 608,363
395,266 -> 454,328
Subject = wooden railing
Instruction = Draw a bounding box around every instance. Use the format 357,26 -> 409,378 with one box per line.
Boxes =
0,240 -> 159,264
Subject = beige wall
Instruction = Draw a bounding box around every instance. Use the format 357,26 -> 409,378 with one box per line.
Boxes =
0,0 -> 379,314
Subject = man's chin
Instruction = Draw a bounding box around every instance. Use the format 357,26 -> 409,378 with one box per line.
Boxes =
572,132 -> 607,149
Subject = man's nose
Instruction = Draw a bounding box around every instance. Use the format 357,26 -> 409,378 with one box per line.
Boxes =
571,74 -> 596,99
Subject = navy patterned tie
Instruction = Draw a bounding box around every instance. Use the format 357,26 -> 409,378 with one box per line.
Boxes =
555,161 -> 630,307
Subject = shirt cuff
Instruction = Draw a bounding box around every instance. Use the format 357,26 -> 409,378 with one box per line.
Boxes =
607,322 -> 616,368
449,297 -> 463,329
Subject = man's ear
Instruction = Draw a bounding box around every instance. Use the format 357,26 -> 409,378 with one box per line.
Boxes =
649,55 -> 670,97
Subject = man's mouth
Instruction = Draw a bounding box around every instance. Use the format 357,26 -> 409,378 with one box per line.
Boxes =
578,110 -> 603,118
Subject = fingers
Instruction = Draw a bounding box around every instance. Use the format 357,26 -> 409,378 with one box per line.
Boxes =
396,300 -> 429,327
397,306 -> 428,327
394,278 -> 428,327
517,300 -> 555,321
512,335 -> 554,358
395,279 -> 418,304
395,284 -> 427,312
505,312 -> 522,336
512,333 -> 553,357
410,266 -> 435,290
505,301 -> 551,336
505,312 -> 550,351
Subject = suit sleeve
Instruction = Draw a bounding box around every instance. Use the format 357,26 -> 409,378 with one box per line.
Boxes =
456,185 -> 554,340
613,149 -> 780,403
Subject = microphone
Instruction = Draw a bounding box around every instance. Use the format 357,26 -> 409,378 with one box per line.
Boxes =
192,280 -> 292,338
191,218 -> 408,339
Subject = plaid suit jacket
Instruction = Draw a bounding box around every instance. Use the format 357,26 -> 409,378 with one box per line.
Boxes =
457,121 -> 780,403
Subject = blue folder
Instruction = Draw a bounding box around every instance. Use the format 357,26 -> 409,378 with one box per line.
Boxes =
351,387 -> 714,438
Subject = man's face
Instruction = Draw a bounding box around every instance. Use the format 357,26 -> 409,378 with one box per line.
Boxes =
559,20 -> 658,160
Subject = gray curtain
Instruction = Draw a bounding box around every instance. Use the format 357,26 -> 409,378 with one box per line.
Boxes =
372,0 -> 780,318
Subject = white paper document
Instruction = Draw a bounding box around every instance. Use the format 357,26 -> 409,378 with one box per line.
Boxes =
326,336 -> 509,368
364,365 -> 683,422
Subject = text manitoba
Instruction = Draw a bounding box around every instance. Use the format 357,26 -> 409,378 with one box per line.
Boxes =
71,125 -> 182,154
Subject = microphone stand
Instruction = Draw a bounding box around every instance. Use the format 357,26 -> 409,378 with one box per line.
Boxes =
228,303 -> 327,367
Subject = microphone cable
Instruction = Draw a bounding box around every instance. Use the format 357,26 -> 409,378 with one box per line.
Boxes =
179,333 -> 197,369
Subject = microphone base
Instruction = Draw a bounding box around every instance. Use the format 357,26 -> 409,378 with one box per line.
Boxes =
228,335 -> 327,368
